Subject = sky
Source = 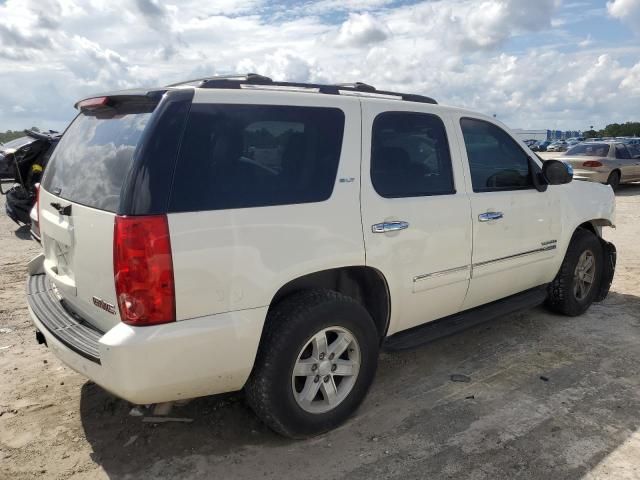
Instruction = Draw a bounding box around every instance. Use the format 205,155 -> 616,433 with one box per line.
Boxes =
0,0 -> 639,132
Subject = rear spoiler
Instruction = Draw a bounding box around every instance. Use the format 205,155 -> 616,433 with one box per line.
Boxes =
74,88 -> 167,110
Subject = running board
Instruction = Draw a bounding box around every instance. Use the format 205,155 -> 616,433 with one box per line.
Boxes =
383,286 -> 548,352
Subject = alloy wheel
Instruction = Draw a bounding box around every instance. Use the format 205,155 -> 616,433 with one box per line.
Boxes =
291,326 -> 361,414
573,249 -> 596,300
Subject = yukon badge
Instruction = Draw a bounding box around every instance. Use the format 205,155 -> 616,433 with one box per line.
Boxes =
93,296 -> 116,315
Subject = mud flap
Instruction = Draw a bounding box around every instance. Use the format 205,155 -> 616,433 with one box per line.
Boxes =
595,240 -> 616,302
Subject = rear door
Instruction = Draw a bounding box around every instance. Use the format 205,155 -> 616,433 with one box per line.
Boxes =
39,97 -> 158,332
360,102 -> 472,335
629,145 -> 640,179
614,143 -> 640,181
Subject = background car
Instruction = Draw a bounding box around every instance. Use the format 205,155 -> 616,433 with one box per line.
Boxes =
556,141 -> 640,189
0,135 -> 39,178
620,137 -> 640,147
547,141 -> 568,152
531,140 -> 551,151
1,130 -> 60,225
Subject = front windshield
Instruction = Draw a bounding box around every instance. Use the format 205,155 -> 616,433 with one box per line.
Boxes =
566,143 -> 610,157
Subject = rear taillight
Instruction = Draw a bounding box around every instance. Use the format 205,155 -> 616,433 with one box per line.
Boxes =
77,96 -> 110,110
582,160 -> 603,167
113,215 -> 175,326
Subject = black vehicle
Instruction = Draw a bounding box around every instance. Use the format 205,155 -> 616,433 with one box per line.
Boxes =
1,129 -> 61,230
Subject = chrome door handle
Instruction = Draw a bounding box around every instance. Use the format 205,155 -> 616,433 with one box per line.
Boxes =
478,211 -> 503,222
372,221 -> 410,233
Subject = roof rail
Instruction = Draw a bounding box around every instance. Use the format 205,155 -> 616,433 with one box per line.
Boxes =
166,74 -> 437,104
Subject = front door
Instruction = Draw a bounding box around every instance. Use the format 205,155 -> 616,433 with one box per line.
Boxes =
360,103 -> 472,335
452,116 -> 562,310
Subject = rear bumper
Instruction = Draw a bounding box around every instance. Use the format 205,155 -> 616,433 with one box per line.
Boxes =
572,169 -> 609,183
27,273 -> 267,404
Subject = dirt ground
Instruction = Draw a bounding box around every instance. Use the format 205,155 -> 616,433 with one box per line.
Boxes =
1,183 -> 640,480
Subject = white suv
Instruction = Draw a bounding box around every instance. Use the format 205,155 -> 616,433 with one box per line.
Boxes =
27,75 -> 617,438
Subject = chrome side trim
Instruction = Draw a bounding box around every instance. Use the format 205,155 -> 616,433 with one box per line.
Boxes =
413,265 -> 470,283
473,245 -> 557,269
414,241 -> 559,283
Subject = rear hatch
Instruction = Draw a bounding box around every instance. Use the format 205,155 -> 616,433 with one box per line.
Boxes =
39,96 -> 158,332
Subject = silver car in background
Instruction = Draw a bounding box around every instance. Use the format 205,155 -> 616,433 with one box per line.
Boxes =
555,142 -> 640,189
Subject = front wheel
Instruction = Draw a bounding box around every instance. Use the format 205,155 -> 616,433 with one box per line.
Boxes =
546,229 -> 603,316
245,290 -> 379,438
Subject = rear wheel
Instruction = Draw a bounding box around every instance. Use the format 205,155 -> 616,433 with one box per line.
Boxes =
546,229 -> 603,316
606,170 -> 620,190
245,290 -> 379,438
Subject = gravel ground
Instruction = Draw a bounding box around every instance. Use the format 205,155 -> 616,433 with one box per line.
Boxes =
1,182 -> 639,480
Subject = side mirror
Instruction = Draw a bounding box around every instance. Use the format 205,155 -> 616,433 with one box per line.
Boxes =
542,159 -> 573,185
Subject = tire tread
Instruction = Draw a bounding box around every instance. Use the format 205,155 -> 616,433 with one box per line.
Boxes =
245,289 -> 374,438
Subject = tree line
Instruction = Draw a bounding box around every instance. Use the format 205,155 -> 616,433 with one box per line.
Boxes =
583,122 -> 640,139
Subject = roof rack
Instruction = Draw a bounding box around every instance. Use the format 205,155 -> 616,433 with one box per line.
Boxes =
166,74 -> 437,104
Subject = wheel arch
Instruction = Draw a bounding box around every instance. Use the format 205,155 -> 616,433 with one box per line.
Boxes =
268,266 -> 391,341
575,219 -> 614,238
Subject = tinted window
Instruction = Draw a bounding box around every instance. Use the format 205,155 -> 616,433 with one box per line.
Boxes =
460,118 -> 532,192
566,143 -> 610,157
370,112 -> 454,198
170,104 -> 345,212
43,109 -> 153,212
615,144 -> 631,159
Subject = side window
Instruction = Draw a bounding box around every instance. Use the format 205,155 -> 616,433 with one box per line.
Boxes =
615,144 -> 631,159
371,112 -> 455,198
170,104 -> 345,212
460,118 -> 533,192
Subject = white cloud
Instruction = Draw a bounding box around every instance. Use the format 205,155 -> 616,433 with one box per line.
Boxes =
620,62 -> 640,95
607,0 -> 640,32
237,50 -> 313,82
0,0 -> 637,132
336,13 -> 390,47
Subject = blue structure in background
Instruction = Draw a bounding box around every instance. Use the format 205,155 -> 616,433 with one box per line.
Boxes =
546,130 -> 582,140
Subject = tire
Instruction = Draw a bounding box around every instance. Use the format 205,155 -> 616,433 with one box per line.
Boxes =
606,170 -> 620,190
546,229 -> 603,316
245,289 -> 379,438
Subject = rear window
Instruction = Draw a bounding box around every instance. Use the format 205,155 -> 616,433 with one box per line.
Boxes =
566,143 -> 610,157
371,111 -> 454,198
42,107 -> 153,212
169,104 -> 345,212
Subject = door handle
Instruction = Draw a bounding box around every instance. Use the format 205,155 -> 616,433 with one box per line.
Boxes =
478,211 -> 503,222
372,221 -> 410,233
